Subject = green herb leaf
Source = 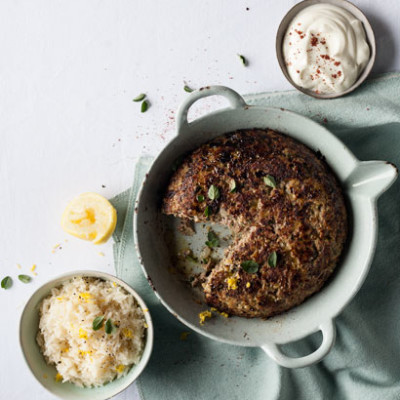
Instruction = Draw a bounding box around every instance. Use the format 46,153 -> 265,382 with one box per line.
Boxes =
92,316 -> 105,331
238,54 -> 247,66
133,93 -> 146,102
263,175 -> 277,188
184,85 -> 194,93
141,100 -> 149,113
208,185 -> 220,200
1,276 -> 12,289
268,251 -> 278,268
184,249 -> 198,263
229,178 -> 237,193
18,274 -> 32,284
241,260 -> 259,274
197,194 -> 205,202
205,230 -> 220,248
204,206 -> 210,218
105,319 -> 117,334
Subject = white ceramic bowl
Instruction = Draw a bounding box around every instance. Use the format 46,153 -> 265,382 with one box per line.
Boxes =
276,0 -> 376,99
19,270 -> 153,400
134,85 -> 397,368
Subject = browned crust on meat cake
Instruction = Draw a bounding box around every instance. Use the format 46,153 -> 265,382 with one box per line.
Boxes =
162,129 -> 347,318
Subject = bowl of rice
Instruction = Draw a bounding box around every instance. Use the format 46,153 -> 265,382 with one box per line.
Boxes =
19,271 -> 153,400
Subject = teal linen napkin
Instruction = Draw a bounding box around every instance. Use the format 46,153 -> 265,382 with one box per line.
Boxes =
111,72 -> 400,400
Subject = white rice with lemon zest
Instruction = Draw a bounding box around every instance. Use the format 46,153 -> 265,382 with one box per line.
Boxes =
36,277 -> 146,387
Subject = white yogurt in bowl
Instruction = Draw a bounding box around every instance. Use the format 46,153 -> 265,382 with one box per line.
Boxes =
282,3 -> 370,95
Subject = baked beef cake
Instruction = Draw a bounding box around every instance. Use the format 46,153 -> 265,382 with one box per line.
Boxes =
162,129 -> 348,318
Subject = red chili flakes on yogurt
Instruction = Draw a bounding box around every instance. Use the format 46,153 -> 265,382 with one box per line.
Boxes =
282,3 -> 370,94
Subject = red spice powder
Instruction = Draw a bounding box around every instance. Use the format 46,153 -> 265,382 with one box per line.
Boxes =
311,37 -> 318,46
320,54 -> 330,60
334,61 -> 341,66
338,71 -> 342,76
332,74 -> 337,79
320,39 -> 326,45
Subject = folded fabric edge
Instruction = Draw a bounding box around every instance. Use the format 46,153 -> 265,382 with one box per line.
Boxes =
111,189 -> 131,244
243,71 -> 400,101
112,157 -> 154,274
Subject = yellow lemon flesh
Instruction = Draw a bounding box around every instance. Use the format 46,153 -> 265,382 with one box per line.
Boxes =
61,192 -> 117,244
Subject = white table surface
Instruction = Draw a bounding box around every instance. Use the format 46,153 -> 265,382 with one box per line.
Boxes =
1,1 -> 399,399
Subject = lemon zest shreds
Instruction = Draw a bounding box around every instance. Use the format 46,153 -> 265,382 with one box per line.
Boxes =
199,310 -> 213,325
180,332 -> 191,340
122,328 -> 133,338
55,373 -> 63,382
79,350 -> 93,356
78,328 -> 88,339
78,292 -> 93,303
116,364 -> 125,373
226,276 -> 238,290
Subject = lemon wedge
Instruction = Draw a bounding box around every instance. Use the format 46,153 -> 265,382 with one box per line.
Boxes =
61,192 -> 117,244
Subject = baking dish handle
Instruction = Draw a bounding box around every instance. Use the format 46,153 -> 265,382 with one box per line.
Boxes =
261,319 -> 336,368
176,85 -> 247,133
